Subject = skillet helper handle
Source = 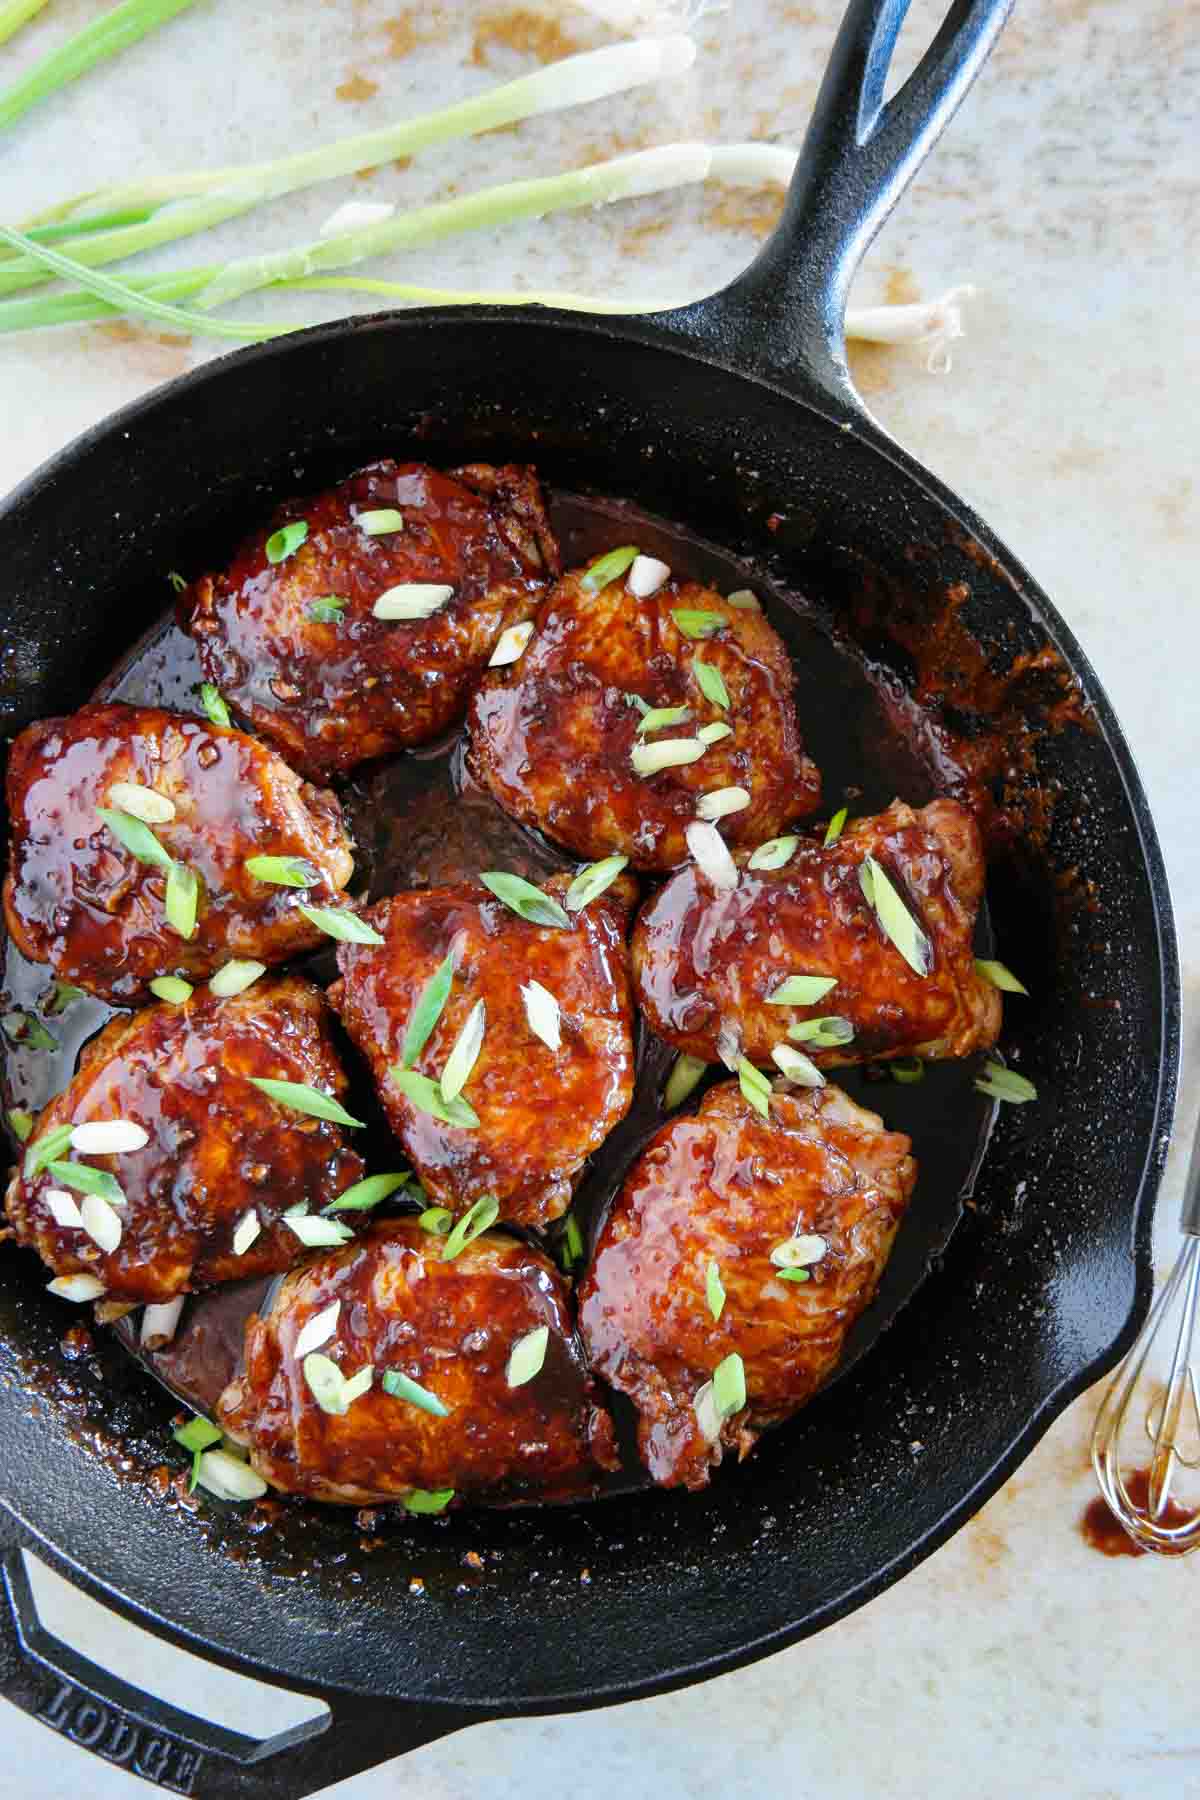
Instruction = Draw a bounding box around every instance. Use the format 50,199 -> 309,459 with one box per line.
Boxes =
0,1506 -> 471,1799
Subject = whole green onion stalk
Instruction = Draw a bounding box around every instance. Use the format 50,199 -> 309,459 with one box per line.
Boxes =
0,0 -> 50,51
0,0 -> 202,135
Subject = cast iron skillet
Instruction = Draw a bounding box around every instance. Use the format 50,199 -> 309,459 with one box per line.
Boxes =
0,1 -> 1180,1794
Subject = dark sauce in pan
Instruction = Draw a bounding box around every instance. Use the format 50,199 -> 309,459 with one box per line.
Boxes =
0,490 -> 996,1505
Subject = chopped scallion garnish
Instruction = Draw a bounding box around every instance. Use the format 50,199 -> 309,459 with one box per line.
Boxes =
705,1259 -> 726,1322
2,1010 -> 56,1051
199,683 -> 231,728
506,1324 -> 549,1387
402,1487 -> 454,1514
672,609 -> 726,640
297,903 -> 385,944
307,596 -> 348,624
390,1067 -> 480,1128
382,1369 -> 451,1415
823,807 -> 848,847
439,999 -> 486,1103
766,974 -> 836,1006
248,1077 -> 364,1128
858,855 -> 932,977
636,704 -> 692,735
97,806 -> 173,871
770,1043 -> 825,1088
974,958 -> 1029,995
7,1109 -> 34,1142
46,1160 -> 126,1205
631,737 -> 707,777
695,786 -> 749,822
149,976 -> 193,1004
479,872 -> 569,929
889,1058 -> 925,1084
564,854 -> 628,913
48,981 -> 87,1013
326,1172 -> 409,1213
747,836 -> 798,870
174,1415 -> 222,1454
265,519 -> 308,564
24,1122 -> 73,1180
418,1206 -> 453,1236
559,1209 -> 585,1270
693,659 -> 730,710
664,1052 -> 707,1110
401,948 -> 458,1067
209,959 -> 265,998
974,1060 -> 1037,1104
441,1194 -> 499,1261
358,508 -> 404,535
372,583 -> 453,620
167,570 -> 187,593
697,721 -> 733,745
521,979 -> 561,1051
244,854 -> 319,887
580,545 -> 638,594
164,861 -> 200,939
787,1015 -> 854,1048
737,1057 -> 772,1120
712,1350 -> 746,1419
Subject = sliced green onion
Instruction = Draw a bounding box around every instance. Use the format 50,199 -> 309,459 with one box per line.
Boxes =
401,1487 -> 454,1514
693,660 -> 730,710
439,999 -> 486,1102
231,1208 -> 261,1256
636,704 -> 691,736
373,582 -> 453,620
788,1015 -> 855,1048
767,975 -> 836,1006
199,683 -> 231,728
889,1058 -> 925,1084
859,854 -> 932,977
624,692 -> 651,716
488,621 -> 534,667
697,721 -> 733,745
341,1364 -> 375,1406
45,1188 -> 84,1229
245,854 -> 319,887
559,1210 -> 585,1270
441,1194 -> 500,1261
307,596 -> 348,623
737,1057 -> 772,1121
149,976 -> 193,1004
164,860 -> 199,940
974,1060 -> 1037,1104
303,1352 -> 350,1414
521,980 -> 561,1051
712,1350 -> 746,1419
974,958 -> 1029,996
48,981 -> 87,1013
209,959 -> 265,998
672,609 -> 726,639
248,1077 -> 364,1128
391,1067 -> 480,1128
297,902 -> 385,944
358,508 -> 404,535
696,786 -> 749,822
564,854 -> 628,913
265,520 -> 308,564
664,1052 -> 707,1110
479,871 -> 569,929
777,1268 -> 811,1284
627,554 -> 670,597
770,1233 -> 826,1269
580,545 -> 638,594
70,1119 -> 147,1154
46,1272 -> 107,1302
727,589 -> 760,610
293,1300 -> 340,1358
97,806 -> 173,871
418,1206 -> 453,1236
107,780 -> 175,825
401,949 -> 458,1067
24,1122 -> 73,1180
506,1324 -> 549,1387
382,1369 -> 451,1416
2,1010 -> 56,1051
174,1415 -> 222,1453
326,1172 -> 409,1213
46,1160 -> 126,1205
747,836 -> 798,871
631,737 -> 707,777
823,807 -> 848,848
7,1108 -> 34,1142
166,569 -> 187,593
705,1259 -> 726,1322
194,1448 -> 268,1502
770,1044 -> 825,1087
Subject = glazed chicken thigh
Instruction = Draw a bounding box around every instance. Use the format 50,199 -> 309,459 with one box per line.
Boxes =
180,461 -> 559,780
633,798 -> 1001,1069
579,1079 -> 916,1489
329,873 -> 636,1229
3,702 -> 354,1003
218,1218 -> 618,1505
5,977 -> 364,1305
468,559 -> 821,871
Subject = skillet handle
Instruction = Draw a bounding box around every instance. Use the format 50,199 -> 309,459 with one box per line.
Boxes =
659,0 -> 1013,404
0,1506 -> 474,1799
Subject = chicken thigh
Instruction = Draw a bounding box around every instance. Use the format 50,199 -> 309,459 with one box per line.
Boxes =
218,1218 -> 618,1505
180,461 -> 558,779
633,798 -> 1001,1069
3,702 -> 354,1003
5,977 -> 364,1305
467,558 -> 820,871
579,1080 -> 916,1489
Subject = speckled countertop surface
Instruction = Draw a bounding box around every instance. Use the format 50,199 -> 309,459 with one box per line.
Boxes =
0,1 -> 1197,1795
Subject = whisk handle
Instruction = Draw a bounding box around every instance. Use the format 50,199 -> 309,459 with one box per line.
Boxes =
1182,1112 -> 1200,1235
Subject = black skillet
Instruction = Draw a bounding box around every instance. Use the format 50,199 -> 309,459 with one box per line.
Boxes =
0,0 -> 1180,1794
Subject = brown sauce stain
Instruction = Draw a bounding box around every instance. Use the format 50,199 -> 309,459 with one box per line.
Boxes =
965,1515 -> 1011,1573
470,7 -> 598,68
89,322 -> 192,384
336,72 -> 379,101
1152,476 -> 1194,539
1080,1469 -> 1196,1557
384,9 -> 445,59
702,185 -> 786,238
884,267 -> 921,306
847,340 -> 897,396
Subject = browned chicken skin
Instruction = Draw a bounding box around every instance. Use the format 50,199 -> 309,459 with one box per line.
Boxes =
467,563 -> 821,871
4,977 -> 364,1304
633,798 -> 1001,1068
218,1218 -> 618,1505
329,874 -> 636,1229
579,1080 -> 916,1489
180,461 -> 559,780
2,702 -> 354,1003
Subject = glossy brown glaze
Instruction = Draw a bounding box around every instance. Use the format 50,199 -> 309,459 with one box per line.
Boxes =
632,798 -> 1001,1067
467,564 -> 821,871
2,701 -> 354,1003
180,461 -> 559,780
218,1218 -> 618,1505
328,873 -> 637,1228
4,977 -> 364,1303
579,1080 -> 916,1489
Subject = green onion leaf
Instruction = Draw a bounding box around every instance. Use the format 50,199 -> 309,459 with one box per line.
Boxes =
788,1015 -> 855,1048
559,1209 -> 585,1270
693,659 -> 730,710
705,1259 -> 726,1322
297,903 -> 385,945
737,1056 -> 772,1120
697,721 -> 733,745
624,692 -> 651,716
8,1109 -> 34,1142
199,683 -> 231,728
664,1052 -> 707,1110
777,1268 -> 811,1283
164,861 -> 200,940
390,1067 -> 480,1128
673,609 -> 726,640
974,958 -> 1029,996
974,1060 -> 1037,1104
859,854 -> 932,976
174,1415 -> 222,1453
402,1487 -> 455,1514
24,1122 -> 74,1180
506,1324 -> 549,1387
248,1077 -> 364,1128
441,1195 -> 500,1261
325,1172 -> 409,1214
766,975 -> 837,1006
888,1058 -> 925,1084
564,855 -> 628,913
48,981 -> 87,1013
2,1010 -> 56,1051
636,705 -> 691,736
358,508 -> 404,535
418,1206 -> 453,1236
307,596 -> 347,624
265,520 -> 308,564
401,948 -> 458,1067
167,570 -> 187,593
823,807 -> 848,848
747,836 -> 799,871
439,999 -> 485,1102
580,545 -> 638,594
381,1369 -> 451,1416
770,1043 -> 825,1088
244,854 -> 319,887
97,806 -> 173,872
46,1160 -> 126,1205
302,1352 -> 349,1414
712,1350 -> 746,1419
149,976 -> 193,1004
479,871 -> 570,929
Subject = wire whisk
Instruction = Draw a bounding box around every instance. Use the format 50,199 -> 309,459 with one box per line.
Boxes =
1091,1111 -> 1200,1555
